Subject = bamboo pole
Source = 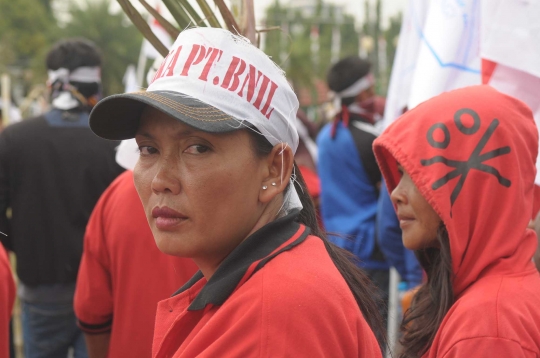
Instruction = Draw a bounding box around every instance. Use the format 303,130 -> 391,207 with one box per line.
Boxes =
242,0 -> 256,44
162,0 -> 192,30
213,0 -> 240,34
117,0 -> 169,57
138,0 -> 180,38
178,0 -> 206,26
1,74 -> 10,127
195,0 -> 222,28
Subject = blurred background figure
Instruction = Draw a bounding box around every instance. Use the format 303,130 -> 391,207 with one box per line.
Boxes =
294,109 -> 321,215
0,244 -> 15,358
74,140 -> 198,358
317,56 -> 390,322
0,38 -> 124,358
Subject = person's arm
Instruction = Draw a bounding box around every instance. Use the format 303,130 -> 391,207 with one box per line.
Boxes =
74,186 -> 115,354
84,333 -> 111,358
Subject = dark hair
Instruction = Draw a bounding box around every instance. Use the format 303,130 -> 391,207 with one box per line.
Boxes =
247,128 -> 387,351
46,38 -> 102,98
399,224 -> 454,358
327,56 -> 371,107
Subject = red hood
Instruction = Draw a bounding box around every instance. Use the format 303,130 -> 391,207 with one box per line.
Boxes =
373,85 -> 538,296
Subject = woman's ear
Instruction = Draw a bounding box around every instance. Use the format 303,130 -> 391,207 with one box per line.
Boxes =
259,143 -> 294,204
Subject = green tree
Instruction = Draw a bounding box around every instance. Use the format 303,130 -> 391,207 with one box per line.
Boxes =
0,0 -> 57,82
60,0 -> 143,95
263,0 -> 359,90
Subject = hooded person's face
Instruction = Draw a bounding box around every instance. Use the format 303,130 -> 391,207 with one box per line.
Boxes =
391,165 -> 442,250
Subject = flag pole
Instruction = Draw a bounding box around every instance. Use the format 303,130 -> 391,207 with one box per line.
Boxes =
136,43 -> 148,89
1,74 -> 11,126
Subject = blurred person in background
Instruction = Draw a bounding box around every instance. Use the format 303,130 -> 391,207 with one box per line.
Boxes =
0,243 -> 15,358
294,109 -> 321,214
74,139 -> 198,358
317,56 -> 390,321
0,38 -> 124,358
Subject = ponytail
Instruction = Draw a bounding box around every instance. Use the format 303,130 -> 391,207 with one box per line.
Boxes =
247,129 -> 387,351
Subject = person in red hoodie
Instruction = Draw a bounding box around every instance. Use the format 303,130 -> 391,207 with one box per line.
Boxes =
88,27 -> 385,357
0,245 -> 15,358
373,85 -> 540,357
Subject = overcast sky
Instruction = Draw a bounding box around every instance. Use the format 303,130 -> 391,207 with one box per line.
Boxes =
104,0 -> 407,30
253,0 -> 407,28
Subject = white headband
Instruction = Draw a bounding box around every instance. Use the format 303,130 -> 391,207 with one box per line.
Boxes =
48,66 -> 101,84
336,73 -> 374,99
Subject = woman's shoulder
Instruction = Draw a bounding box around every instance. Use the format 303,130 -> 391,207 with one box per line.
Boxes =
433,272 -> 540,355
260,235 -> 353,294
234,234 -> 362,320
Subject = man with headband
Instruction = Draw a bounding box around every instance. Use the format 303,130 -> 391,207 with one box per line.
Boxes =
0,38 -> 123,357
317,57 -> 390,320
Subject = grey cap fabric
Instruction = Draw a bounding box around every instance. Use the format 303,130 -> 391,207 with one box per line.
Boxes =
89,90 -> 242,140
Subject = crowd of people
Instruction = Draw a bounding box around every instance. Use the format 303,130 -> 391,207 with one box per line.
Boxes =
0,26 -> 539,358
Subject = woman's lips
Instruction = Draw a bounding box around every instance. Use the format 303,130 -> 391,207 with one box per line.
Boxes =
397,214 -> 415,228
152,206 -> 188,230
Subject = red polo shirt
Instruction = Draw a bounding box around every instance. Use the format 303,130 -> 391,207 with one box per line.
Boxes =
153,212 -> 382,357
74,171 -> 198,357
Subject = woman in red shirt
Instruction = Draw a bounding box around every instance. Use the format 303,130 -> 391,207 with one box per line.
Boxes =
374,85 -> 540,357
89,27 -> 385,357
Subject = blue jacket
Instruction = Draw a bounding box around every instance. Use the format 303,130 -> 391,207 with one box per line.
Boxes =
317,116 -> 388,270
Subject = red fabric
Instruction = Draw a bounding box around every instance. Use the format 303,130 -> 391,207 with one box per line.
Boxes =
0,246 -> 14,358
152,234 -> 381,358
374,85 -> 540,357
74,171 -> 198,357
298,165 -> 320,198
481,58 -> 498,84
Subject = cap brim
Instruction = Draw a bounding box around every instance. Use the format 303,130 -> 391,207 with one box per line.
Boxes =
89,90 -> 242,140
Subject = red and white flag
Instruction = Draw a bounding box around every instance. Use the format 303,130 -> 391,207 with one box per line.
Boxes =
141,14 -> 173,60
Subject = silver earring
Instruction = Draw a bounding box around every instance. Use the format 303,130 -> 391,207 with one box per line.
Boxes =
262,185 -> 268,190
271,182 -> 277,186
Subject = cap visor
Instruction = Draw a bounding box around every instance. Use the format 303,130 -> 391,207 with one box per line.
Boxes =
89,90 -> 242,140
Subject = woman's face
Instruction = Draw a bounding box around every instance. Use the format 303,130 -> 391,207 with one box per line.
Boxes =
391,165 -> 442,250
134,107 -> 270,275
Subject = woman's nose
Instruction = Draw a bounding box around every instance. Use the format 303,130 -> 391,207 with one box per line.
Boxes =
390,178 -> 407,206
151,159 -> 181,195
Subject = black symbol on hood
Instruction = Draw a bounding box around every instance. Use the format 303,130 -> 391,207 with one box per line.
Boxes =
421,108 -> 511,212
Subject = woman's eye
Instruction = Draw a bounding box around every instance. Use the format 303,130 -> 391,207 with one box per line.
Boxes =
184,144 -> 209,155
138,146 -> 158,155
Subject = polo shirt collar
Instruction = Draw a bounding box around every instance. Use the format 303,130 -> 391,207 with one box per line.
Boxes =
173,209 -> 310,311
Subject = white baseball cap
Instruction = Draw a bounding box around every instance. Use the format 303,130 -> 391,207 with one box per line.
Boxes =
89,27 -> 300,153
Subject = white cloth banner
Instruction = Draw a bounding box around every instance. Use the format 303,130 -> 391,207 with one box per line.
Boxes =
123,65 -> 139,93
407,0 -> 481,109
381,0 -> 428,129
142,18 -> 173,60
383,0 -> 482,130
481,0 -> 540,183
481,0 -> 540,78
